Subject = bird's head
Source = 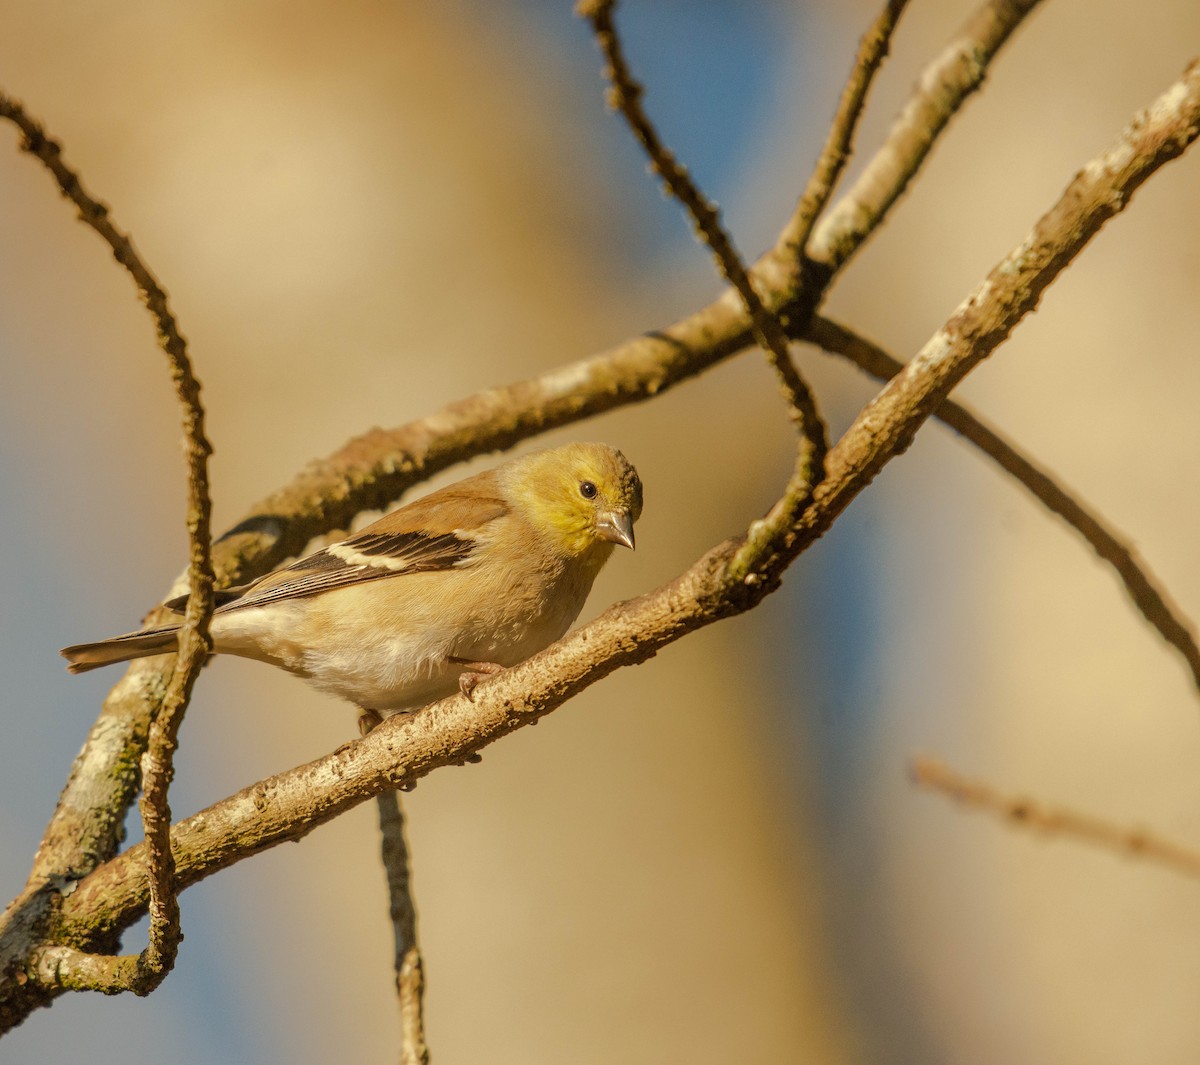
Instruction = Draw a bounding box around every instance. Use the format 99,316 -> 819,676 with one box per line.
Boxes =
508,442 -> 643,560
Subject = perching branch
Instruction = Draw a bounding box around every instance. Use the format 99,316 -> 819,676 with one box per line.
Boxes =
912,757 -> 1200,880
0,93 -> 216,995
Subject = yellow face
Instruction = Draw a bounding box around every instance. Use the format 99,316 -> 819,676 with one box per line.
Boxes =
511,443 -> 643,559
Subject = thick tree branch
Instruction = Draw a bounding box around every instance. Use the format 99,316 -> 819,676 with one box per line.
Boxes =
50,545 -> 746,946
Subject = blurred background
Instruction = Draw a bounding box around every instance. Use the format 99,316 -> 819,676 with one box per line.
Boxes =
2,1 -> 1200,1061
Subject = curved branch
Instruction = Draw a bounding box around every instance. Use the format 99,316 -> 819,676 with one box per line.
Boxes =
802,0 -> 1045,275
807,316 -> 1200,690
0,93 -> 216,994
777,0 -> 911,260
580,0 -> 827,496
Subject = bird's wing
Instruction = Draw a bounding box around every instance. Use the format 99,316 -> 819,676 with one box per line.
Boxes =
205,475 -> 510,614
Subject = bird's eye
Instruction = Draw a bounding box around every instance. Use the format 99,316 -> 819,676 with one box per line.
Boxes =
579,480 -> 598,500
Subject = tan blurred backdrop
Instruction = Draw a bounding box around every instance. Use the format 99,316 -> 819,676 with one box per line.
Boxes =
2,2 -> 1199,1063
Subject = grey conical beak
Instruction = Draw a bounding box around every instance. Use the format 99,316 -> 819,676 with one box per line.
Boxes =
596,509 -> 635,550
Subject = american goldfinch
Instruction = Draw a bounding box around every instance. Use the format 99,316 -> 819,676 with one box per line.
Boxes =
62,443 -> 642,717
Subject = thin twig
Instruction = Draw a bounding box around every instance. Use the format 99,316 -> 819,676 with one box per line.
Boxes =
912,757 -> 1200,880
778,0 -> 911,262
800,0 -> 1045,275
807,315 -> 1200,691
376,792 -> 431,1065
0,94 -> 215,994
578,0 -> 827,495
362,711 -> 430,1064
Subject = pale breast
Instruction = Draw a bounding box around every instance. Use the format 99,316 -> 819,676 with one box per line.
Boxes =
209,534 -> 610,713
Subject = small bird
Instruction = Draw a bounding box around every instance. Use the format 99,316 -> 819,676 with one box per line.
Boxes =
62,443 -> 642,722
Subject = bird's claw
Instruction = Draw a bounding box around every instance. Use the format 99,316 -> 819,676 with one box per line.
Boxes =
357,708 -> 384,737
452,659 -> 506,701
458,672 -> 481,701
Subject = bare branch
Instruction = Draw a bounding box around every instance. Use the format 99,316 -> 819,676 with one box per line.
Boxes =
807,316 -> 1200,691
30,945 -> 150,995
912,757 -> 1200,880
799,0 -> 1045,275
0,93 -> 216,994
778,0 -> 911,261
578,0 -> 827,493
52,552 -> 751,946
376,793 -> 431,1065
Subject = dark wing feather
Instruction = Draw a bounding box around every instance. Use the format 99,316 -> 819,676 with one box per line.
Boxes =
341,530 -> 473,567
215,550 -> 382,611
204,476 -> 509,614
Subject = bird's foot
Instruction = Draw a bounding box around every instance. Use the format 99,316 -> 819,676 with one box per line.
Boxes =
449,658 -> 506,701
358,708 -> 384,737
334,708 -> 384,753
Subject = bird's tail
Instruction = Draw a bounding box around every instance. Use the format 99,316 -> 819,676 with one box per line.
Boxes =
60,626 -> 182,674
